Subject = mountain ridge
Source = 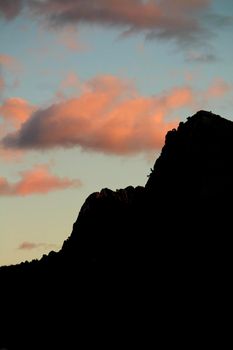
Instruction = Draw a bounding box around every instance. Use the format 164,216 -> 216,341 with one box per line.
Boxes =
1,110 -> 232,348
4,109 -> 232,268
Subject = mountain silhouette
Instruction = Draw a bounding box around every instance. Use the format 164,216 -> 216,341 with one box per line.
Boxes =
1,110 -> 232,348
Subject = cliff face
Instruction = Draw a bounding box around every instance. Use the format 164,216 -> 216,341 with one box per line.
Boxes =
1,110 -> 232,347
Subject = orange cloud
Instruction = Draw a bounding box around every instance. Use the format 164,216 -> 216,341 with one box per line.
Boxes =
2,75 -> 231,156
2,75 -> 182,154
0,98 -> 36,127
0,98 -> 35,161
0,165 -> 81,196
18,241 -> 58,250
205,78 -> 232,98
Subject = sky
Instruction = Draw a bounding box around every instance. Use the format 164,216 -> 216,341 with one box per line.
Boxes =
0,0 -> 233,266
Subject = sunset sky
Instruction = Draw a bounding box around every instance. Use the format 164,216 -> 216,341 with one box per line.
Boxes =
1,0 -> 233,266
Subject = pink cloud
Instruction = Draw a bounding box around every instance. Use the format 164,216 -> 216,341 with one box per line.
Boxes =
0,54 -> 15,67
1,0 -> 213,46
0,54 -> 21,72
0,76 -> 5,92
205,78 -> 232,98
18,241 -> 58,250
0,77 -> 6,101
60,72 -> 80,90
56,26 -> 87,52
0,98 -> 34,160
0,148 -> 23,162
56,72 -> 81,100
31,0 -> 210,45
0,54 -> 21,97
1,75 -> 231,156
0,98 -> 36,127
0,165 -> 81,196
1,75 -> 181,154
2,0 -> 232,55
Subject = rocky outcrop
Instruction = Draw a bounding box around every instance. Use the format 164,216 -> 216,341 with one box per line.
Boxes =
61,185 -> 145,264
146,110 -> 233,202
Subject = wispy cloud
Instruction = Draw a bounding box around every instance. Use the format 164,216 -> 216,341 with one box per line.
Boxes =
0,76 -> 5,93
56,72 -> 81,100
0,97 -> 33,161
185,50 -> 217,63
0,97 -> 36,127
205,13 -> 233,27
56,26 -> 88,52
18,241 -> 58,250
0,54 -> 21,72
0,164 -> 82,196
0,54 -> 22,97
1,1 -> 232,54
0,0 -> 215,47
34,0 -> 212,47
205,78 -> 232,98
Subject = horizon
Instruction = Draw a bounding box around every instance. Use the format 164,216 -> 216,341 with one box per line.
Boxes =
1,0 -> 233,266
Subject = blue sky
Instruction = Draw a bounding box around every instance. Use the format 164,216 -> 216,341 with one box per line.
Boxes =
0,0 -> 233,265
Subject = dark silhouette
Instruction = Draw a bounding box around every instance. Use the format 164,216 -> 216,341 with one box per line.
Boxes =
1,110 -> 232,348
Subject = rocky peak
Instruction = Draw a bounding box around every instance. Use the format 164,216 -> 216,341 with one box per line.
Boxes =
146,110 -> 233,203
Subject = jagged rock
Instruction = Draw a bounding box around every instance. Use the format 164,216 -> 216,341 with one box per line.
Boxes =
146,110 -> 233,203
61,185 -> 145,265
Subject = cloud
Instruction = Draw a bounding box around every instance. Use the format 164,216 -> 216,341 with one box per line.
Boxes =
0,0 -> 23,20
56,26 -> 87,52
206,13 -> 233,27
0,98 -> 36,127
0,164 -> 82,196
0,97 -> 33,161
0,76 -> 5,92
185,50 -> 217,63
1,75 -> 189,155
56,72 -> 81,100
2,1 -> 232,50
59,72 -> 80,91
2,75 -> 231,156
18,241 -> 58,250
32,0 -> 212,46
0,0 -> 213,46
0,54 -> 22,97
205,78 -> 232,98
0,54 -> 21,72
